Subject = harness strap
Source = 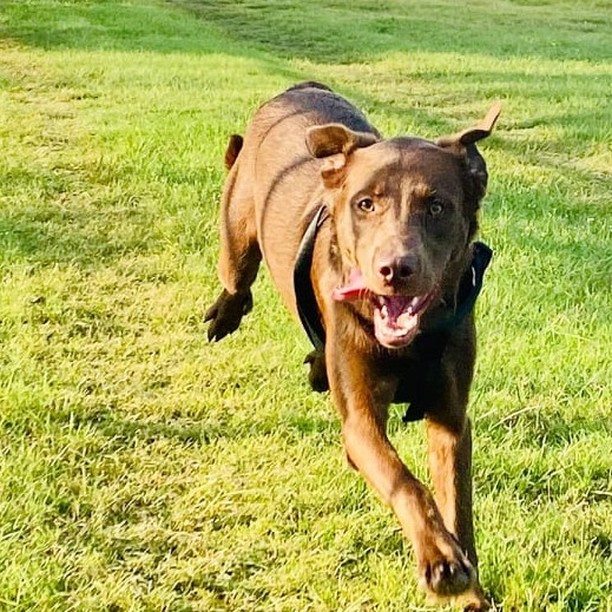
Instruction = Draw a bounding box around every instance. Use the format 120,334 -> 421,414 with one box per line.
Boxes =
293,205 -> 493,418
293,206 -> 328,351
431,241 -> 493,333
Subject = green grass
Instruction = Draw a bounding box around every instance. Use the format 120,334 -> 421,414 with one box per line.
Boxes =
0,0 -> 610,610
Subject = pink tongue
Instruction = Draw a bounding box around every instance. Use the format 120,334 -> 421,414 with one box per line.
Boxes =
332,268 -> 369,301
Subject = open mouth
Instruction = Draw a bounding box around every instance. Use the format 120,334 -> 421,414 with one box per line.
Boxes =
332,269 -> 437,349
372,292 -> 436,348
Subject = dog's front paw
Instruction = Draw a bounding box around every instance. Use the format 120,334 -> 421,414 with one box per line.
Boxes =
417,534 -> 479,600
205,289 -> 253,341
421,555 -> 473,598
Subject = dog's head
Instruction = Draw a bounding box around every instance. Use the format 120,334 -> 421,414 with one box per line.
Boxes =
306,103 -> 501,349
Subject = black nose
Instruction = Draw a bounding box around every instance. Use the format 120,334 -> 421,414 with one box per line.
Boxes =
377,254 -> 416,284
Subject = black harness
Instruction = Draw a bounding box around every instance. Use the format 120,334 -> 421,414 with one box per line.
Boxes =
293,205 -> 492,420
294,206 -> 330,352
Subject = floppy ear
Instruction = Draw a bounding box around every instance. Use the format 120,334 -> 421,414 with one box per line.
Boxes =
306,123 -> 378,188
437,101 -> 502,200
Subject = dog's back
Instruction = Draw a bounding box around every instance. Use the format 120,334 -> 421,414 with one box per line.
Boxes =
224,83 -> 379,310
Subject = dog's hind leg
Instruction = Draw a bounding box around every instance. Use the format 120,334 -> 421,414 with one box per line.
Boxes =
304,350 -> 329,392
206,156 -> 261,342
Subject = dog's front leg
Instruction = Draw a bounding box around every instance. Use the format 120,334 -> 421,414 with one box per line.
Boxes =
426,416 -> 489,610
426,416 -> 477,567
326,339 -> 482,606
423,335 -> 489,610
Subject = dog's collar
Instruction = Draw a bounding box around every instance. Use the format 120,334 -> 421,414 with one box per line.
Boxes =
293,205 -> 492,407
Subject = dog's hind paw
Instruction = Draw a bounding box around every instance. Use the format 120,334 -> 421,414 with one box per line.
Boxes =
304,350 -> 329,392
205,289 -> 253,341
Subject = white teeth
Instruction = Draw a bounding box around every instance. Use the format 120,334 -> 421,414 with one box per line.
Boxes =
372,290 -> 435,348
410,295 -> 425,313
397,312 -> 418,330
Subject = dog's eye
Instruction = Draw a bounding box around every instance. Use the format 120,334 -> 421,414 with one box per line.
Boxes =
357,197 -> 375,213
429,200 -> 445,216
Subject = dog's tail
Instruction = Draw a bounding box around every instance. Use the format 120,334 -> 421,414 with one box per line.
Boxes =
224,134 -> 243,170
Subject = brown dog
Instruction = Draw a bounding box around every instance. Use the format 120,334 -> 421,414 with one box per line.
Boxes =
206,82 -> 500,610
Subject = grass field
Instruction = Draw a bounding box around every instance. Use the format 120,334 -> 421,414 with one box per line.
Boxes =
0,0 -> 610,610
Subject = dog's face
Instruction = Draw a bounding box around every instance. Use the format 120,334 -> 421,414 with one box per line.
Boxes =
335,139 -> 472,294
307,109 -> 499,349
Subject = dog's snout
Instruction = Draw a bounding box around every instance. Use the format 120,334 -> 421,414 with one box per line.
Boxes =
377,254 -> 416,284
396,257 -> 415,280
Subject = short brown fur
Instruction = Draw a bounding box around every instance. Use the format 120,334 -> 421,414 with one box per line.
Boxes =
206,83 -> 500,610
